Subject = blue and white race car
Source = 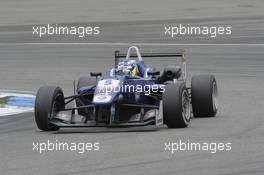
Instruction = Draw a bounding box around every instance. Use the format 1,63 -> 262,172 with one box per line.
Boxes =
34,46 -> 218,131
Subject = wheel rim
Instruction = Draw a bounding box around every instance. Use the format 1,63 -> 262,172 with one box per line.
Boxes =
182,90 -> 191,122
50,93 -> 63,120
212,81 -> 218,112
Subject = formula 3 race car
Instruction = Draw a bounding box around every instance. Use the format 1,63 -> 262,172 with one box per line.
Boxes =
34,46 -> 218,131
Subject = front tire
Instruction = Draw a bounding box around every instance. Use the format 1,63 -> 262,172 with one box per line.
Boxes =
191,75 -> 218,117
35,86 -> 65,131
163,83 -> 191,128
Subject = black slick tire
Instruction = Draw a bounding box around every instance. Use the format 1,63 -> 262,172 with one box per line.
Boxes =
163,82 -> 191,128
191,75 -> 218,117
35,86 -> 64,131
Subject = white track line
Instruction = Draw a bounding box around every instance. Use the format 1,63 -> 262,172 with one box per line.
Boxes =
0,89 -> 35,95
0,43 -> 264,46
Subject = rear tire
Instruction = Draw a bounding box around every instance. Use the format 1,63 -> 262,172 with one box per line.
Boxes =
35,86 -> 64,131
76,77 -> 96,116
163,83 -> 191,128
191,75 -> 218,117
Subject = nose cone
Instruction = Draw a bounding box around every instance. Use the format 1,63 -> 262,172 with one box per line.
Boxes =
93,79 -> 120,104
93,93 -> 115,104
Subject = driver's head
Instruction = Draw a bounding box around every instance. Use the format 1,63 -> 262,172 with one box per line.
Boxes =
117,60 -> 138,76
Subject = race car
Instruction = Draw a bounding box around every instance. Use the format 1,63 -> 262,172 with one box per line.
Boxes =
34,46 -> 218,131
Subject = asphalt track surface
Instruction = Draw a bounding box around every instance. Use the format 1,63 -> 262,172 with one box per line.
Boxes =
1,1 -> 264,175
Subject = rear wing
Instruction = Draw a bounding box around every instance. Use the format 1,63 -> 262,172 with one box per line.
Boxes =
114,46 -> 187,81
115,51 -> 185,58
115,49 -> 186,66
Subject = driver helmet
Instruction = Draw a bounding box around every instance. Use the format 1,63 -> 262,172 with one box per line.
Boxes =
117,60 -> 139,76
